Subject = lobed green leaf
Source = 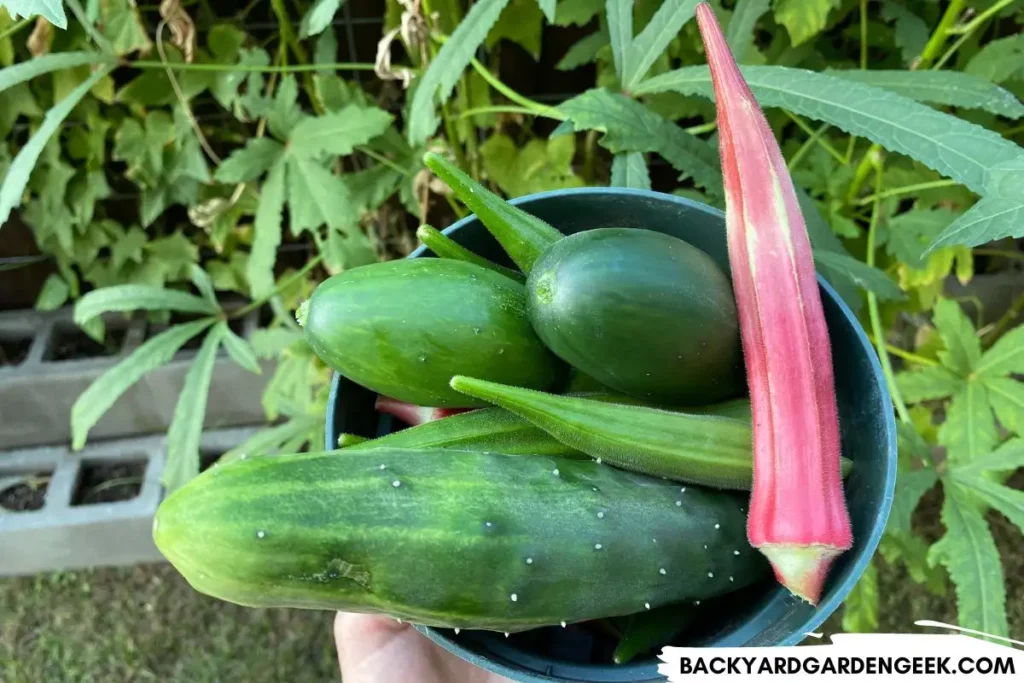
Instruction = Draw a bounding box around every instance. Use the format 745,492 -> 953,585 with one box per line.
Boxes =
827,70 -> 1024,119
247,159 -> 287,298
610,152 -> 651,190
725,0 -> 770,63
214,138 -> 283,183
289,105 -> 392,158
623,0 -> 700,91
74,284 -> 220,326
70,319 -> 216,450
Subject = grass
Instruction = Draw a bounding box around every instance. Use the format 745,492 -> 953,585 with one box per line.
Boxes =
0,564 -> 339,683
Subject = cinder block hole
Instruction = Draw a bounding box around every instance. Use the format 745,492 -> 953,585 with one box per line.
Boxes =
0,335 -> 33,367
45,324 -> 127,362
0,471 -> 51,512
71,460 -> 146,506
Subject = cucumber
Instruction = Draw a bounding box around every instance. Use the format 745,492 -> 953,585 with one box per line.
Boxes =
415,225 -> 525,283
527,228 -> 744,405
302,258 -> 563,407
153,450 -> 768,632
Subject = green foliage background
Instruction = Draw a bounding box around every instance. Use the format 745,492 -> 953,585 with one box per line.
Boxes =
0,0 -> 1022,639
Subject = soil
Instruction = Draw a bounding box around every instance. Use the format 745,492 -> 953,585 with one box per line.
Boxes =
71,462 -> 146,506
0,474 -> 49,511
46,325 -> 127,362
0,336 -> 32,366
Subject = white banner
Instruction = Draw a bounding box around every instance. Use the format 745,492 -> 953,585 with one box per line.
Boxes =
658,622 -> 1024,681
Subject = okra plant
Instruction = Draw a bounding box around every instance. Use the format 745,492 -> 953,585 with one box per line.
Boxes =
0,0 -> 1022,638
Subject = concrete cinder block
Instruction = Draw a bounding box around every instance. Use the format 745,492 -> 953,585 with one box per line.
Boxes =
0,427 -> 257,576
0,307 -> 272,449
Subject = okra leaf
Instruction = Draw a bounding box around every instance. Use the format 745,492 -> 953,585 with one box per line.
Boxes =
932,298 -> 981,376
268,75 -> 302,140
880,1 -> 928,66
965,34 -> 1024,85
953,439 -> 1024,477
70,318 -> 216,450
74,284 -> 220,326
219,415 -> 322,463
975,321 -> 1024,379
0,64 -> 114,228
35,273 -> 70,311
299,0 -> 344,38
220,323 -> 262,375
536,0 -> 555,22
952,471 -> 1024,538
622,0 -> 700,91
725,0 -> 770,63
605,0 -> 631,82
938,381 -> 999,464
164,323 -> 226,492
929,157 -> 1024,251
884,208 -> 959,270
928,481 -> 1008,637
554,0 -> 602,27
984,377 -> 1024,436
634,65 -> 1022,196
895,365 -> 961,404
214,138 -> 283,183
772,0 -> 839,47
557,88 -> 721,194
286,155 -> 357,235
810,250 -> 905,301
826,70 -> 1024,119
247,158 -> 287,298
610,152 -> 651,190
556,29 -> 609,71
189,264 -> 219,308
1,0 -> 67,27
887,469 -> 938,535
407,0 -> 510,144
289,105 -> 392,158
841,560 -> 878,633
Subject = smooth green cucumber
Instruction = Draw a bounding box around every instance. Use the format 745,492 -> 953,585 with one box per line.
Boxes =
424,152 -> 562,272
416,225 -> 525,283
302,258 -> 562,407
153,449 -> 767,631
343,396 -> 753,459
527,228 -> 744,404
451,377 -> 853,489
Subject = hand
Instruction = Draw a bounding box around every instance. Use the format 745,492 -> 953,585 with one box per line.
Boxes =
335,612 -> 514,683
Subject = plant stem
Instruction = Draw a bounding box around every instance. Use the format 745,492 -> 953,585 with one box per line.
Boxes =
867,336 -> 941,367
866,164 -> 912,424
458,105 -> 553,119
982,291 -> 1024,346
66,0 -> 114,54
469,57 -> 564,119
682,121 -> 718,135
854,179 -> 959,205
788,122 -> 831,168
582,130 -> 598,183
859,0 -> 869,70
0,16 -> 32,41
784,111 -> 846,164
358,147 -> 413,176
917,0 -> 966,69
233,255 -> 324,319
127,60 -> 379,72
934,0 -> 1014,69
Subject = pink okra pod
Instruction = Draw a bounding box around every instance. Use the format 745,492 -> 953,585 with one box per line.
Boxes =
695,3 -> 852,604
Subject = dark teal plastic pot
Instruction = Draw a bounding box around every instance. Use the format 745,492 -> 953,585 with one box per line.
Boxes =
325,188 -> 897,683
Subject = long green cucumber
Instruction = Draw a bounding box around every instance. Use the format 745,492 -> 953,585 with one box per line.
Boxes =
527,228 -> 744,404
343,396 -> 754,459
424,152 -> 561,272
153,449 -> 767,631
416,225 -> 525,283
302,258 -> 562,407
451,377 -> 853,489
